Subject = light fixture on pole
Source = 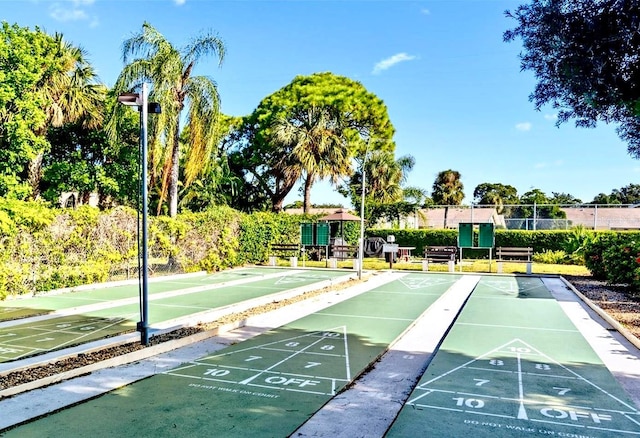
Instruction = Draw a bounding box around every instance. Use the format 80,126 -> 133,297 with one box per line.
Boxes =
118,83 -> 160,346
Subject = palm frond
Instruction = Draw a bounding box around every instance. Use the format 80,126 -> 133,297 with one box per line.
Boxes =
183,32 -> 226,67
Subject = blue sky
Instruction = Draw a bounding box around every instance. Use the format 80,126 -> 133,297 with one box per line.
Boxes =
3,0 -> 638,207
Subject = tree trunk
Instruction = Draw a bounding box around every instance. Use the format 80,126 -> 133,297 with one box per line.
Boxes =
168,124 -> 181,218
303,175 -> 313,214
443,206 -> 449,228
271,174 -> 298,212
28,153 -> 43,200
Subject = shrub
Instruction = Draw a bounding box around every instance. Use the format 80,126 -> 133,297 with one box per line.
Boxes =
559,225 -> 595,266
238,212 -> 302,264
35,262 -> 109,293
533,250 -> 570,265
601,240 -> 640,286
583,232 -> 625,280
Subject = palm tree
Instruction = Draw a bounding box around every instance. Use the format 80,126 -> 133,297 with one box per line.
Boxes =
114,22 -> 225,217
271,106 -> 351,213
343,150 -> 419,225
348,150 -> 411,208
33,33 -> 104,200
432,169 -> 465,228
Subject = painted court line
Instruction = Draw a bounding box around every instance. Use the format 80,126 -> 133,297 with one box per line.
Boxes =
409,337 -> 638,413
0,270 -> 354,365
163,323 -> 357,398
1,315 -> 137,361
457,322 -> 580,333
314,312 -> 415,322
0,268 -> 303,328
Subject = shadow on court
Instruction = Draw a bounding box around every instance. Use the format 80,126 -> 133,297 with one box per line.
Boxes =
0,314 -> 136,363
0,306 -> 53,322
0,329 -> 388,437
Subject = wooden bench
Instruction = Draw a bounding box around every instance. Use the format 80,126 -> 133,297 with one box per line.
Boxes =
423,246 -> 457,272
269,243 -> 300,266
331,244 -> 359,261
496,246 -> 533,274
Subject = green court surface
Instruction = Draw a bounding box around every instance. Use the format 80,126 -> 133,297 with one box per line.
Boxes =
0,267 -> 292,322
386,275 -> 640,437
0,269 -> 349,363
2,273 -> 461,437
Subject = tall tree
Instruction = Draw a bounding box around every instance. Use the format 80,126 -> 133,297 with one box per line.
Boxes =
340,150 -> 417,224
432,169 -> 464,228
40,33 -> 104,131
504,1 -> 640,154
473,182 -> 519,214
516,188 -> 566,220
550,192 -> 582,205
271,106 -> 350,213
345,151 -> 412,205
611,183 -> 640,205
179,114 -> 242,211
113,22 -> 225,217
42,96 -> 140,209
35,34 -> 105,201
232,72 -> 394,212
590,193 -> 619,205
0,23 -> 103,200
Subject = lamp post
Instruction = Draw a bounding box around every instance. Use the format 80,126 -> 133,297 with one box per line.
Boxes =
118,83 -> 160,346
357,143 -> 369,280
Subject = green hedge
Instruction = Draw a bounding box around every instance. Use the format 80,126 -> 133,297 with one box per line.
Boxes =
0,201 -> 309,298
368,229 -> 574,258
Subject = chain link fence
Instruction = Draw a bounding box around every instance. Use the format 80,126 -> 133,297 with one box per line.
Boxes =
393,204 -> 640,230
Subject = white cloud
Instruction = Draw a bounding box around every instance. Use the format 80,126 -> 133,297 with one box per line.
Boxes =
544,113 -> 558,121
49,1 -> 95,23
50,6 -> 87,21
421,8 -> 430,15
372,53 -> 417,75
515,122 -> 532,131
174,0 -> 187,4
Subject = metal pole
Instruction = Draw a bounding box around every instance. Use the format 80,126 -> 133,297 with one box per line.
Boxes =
140,83 -> 150,346
358,150 -> 367,280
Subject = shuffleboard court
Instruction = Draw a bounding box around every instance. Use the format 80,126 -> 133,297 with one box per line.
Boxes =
0,267 -> 294,322
1,272 -> 463,437
0,269 -> 351,363
386,275 -> 640,437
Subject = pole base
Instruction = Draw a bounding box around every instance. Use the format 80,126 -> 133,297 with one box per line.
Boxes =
136,321 -> 150,346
